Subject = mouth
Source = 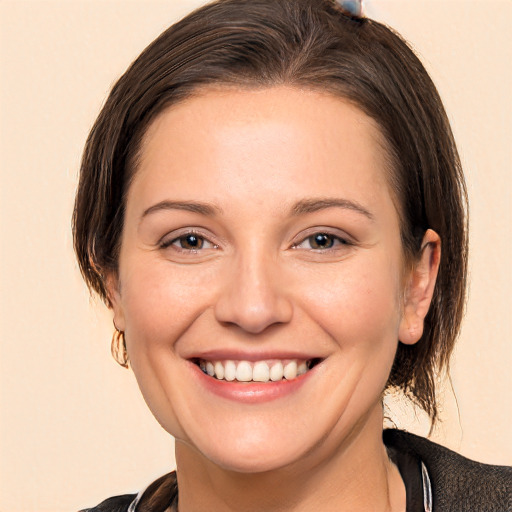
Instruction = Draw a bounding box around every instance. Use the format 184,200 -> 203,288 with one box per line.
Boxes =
192,358 -> 323,383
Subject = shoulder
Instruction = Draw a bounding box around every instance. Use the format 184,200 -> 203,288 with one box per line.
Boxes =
384,429 -> 512,512
79,472 -> 177,512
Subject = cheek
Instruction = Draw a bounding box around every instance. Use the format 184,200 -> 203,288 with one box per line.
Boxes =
117,259 -> 217,439
297,251 -> 403,353
119,258 -> 214,351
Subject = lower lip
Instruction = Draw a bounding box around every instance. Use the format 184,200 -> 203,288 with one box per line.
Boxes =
189,362 -> 313,404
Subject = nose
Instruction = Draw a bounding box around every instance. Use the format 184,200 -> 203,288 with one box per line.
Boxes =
214,252 -> 293,334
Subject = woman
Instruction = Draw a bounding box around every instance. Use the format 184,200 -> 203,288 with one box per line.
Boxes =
74,0 -> 511,510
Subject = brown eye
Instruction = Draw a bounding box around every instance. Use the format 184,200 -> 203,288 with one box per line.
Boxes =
293,232 -> 351,251
308,233 -> 335,249
177,234 -> 204,250
160,231 -> 217,253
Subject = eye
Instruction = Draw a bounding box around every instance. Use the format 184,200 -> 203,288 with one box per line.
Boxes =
308,233 -> 335,249
161,232 -> 217,252
294,232 -> 350,250
175,233 -> 205,250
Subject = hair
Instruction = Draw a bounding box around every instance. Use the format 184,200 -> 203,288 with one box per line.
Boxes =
73,0 -> 468,423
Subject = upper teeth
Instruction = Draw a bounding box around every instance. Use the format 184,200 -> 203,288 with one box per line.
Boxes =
199,359 -> 309,382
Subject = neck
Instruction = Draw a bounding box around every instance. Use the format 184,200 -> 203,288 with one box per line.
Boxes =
174,406 -> 405,512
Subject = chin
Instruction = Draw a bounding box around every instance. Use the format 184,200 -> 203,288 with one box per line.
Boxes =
203,440 -> 308,474
175,412 -> 340,474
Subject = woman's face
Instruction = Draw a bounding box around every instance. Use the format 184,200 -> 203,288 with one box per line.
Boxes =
110,86 -> 436,473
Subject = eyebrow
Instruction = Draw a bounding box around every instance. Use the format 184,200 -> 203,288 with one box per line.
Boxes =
142,200 -> 222,218
141,198 -> 373,221
291,198 -> 374,220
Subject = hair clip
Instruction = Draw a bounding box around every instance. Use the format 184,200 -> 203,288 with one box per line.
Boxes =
334,0 -> 364,19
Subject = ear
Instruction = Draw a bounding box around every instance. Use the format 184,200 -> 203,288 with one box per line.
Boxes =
398,229 -> 441,345
106,272 -> 126,332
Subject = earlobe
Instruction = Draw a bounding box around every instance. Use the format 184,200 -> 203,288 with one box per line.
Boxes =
398,229 -> 441,345
106,273 -> 126,331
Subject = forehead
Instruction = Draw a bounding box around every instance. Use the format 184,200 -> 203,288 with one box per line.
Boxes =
131,86 -> 394,214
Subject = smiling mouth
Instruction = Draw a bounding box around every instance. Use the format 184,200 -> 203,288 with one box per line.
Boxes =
193,358 -> 322,383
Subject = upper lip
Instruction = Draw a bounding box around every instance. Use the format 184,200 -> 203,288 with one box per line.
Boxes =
186,349 -> 324,362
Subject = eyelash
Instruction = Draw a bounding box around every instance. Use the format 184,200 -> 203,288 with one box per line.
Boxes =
292,232 -> 352,251
159,230 -> 351,253
160,231 -> 218,252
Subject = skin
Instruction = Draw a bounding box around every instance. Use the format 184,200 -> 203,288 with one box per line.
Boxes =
108,86 -> 440,511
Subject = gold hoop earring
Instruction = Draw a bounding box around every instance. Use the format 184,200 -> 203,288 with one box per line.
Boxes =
111,327 -> 129,368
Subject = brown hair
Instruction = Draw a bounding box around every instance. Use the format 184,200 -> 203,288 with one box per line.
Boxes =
73,0 -> 468,422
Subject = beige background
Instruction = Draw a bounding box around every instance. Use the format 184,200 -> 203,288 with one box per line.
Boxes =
0,1 -> 510,511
